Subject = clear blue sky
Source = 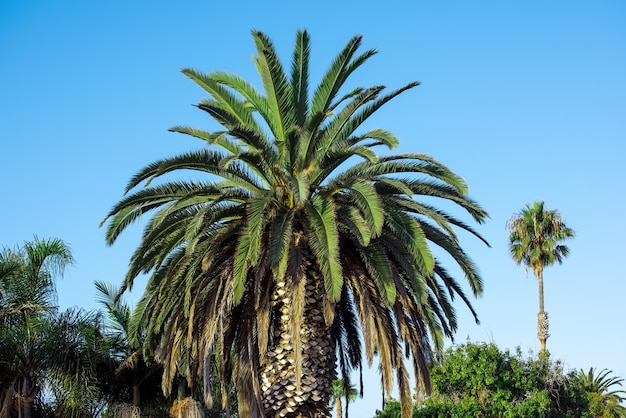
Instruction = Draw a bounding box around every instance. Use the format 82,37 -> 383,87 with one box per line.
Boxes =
1,1 -> 625,415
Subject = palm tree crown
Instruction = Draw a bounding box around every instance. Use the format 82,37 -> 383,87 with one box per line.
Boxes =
102,30 -> 489,418
508,200 -> 574,279
507,200 -> 574,352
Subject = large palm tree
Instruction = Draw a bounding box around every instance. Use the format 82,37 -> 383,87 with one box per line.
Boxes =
102,30 -> 489,418
507,200 -> 574,353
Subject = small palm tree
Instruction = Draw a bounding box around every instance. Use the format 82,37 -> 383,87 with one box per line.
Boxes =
330,379 -> 358,418
507,201 -> 574,352
574,368 -> 626,417
0,238 -> 103,418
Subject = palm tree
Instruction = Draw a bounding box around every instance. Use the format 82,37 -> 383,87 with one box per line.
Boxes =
507,201 -> 574,352
330,379 -> 358,418
0,237 -> 94,418
574,368 -> 626,417
102,30 -> 488,418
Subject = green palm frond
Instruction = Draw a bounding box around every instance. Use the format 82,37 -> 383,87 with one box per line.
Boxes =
180,68 -> 260,130
291,30 -> 310,127
305,195 -> 342,301
168,126 -> 241,155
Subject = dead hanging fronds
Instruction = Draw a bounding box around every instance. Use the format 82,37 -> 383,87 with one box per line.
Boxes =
169,397 -> 204,418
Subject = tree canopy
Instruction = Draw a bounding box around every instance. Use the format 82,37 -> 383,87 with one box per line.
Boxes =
375,342 -> 626,418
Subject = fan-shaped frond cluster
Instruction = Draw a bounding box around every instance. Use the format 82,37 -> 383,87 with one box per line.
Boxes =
508,200 -> 574,278
102,30 -> 488,418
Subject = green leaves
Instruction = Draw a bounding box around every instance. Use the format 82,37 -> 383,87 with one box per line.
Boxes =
251,30 -> 294,148
345,178 -> 384,238
305,195 -> 342,301
508,200 -> 575,277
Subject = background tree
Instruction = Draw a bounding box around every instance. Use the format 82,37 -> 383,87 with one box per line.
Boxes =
95,281 -> 234,417
375,342 -> 591,418
95,280 -> 174,417
102,30 -> 488,418
0,238 -> 105,418
507,201 -> 574,352
572,368 -> 626,417
330,379 -> 358,418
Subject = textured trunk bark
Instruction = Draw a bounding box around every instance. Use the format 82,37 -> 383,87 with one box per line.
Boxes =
260,253 -> 336,417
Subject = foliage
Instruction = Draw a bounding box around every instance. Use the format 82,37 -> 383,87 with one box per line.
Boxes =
95,280 -> 166,410
508,201 -> 575,279
572,368 -> 626,417
374,400 -> 407,418
374,342 -> 626,418
419,342 -> 573,417
0,238 -> 107,418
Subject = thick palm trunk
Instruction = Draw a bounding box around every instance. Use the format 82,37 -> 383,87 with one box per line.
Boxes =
16,377 -> 37,418
260,255 -> 336,417
536,269 -> 549,352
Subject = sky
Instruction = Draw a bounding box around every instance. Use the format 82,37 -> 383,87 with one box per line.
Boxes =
1,0 -> 625,416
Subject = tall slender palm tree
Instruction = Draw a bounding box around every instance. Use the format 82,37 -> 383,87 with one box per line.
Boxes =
507,201 -> 574,352
102,30 -> 489,418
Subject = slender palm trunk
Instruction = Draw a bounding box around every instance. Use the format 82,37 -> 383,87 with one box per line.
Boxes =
537,269 -> 544,313
260,250 -> 336,417
536,269 -> 549,352
132,384 -> 140,408
335,398 -> 342,418
132,367 -> 141,407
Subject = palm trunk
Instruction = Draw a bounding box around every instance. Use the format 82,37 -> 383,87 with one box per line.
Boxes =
536,269 -> 549,352
17,376 -> 37,418
133,367 -> 141,407
260,250 -> 336,417
335,398 -> 342,418
537,268 -> 544,314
